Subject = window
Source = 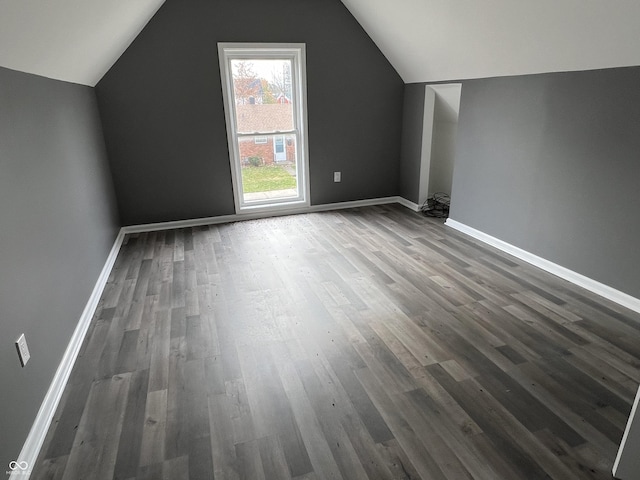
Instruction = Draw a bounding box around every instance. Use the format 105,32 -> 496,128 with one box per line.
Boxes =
218,43 -> 310,212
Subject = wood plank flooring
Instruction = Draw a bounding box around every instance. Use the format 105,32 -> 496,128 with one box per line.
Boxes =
32,204 -> 640,479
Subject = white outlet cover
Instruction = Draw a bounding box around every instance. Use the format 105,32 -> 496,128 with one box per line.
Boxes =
16,333 -> 30,367
334,172 -> 341,182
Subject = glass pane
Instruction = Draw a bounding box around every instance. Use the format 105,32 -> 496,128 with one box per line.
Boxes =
239,134 -> 298,203
230,59 -> 294,134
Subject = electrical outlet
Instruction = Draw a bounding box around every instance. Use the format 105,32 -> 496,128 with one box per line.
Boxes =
15,333 -> 30,367
334,171 -> 341,182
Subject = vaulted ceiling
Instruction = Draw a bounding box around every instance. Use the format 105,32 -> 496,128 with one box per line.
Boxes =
1,0 -> 640,86
341,0 -> 640,83
0,0 -> 164,86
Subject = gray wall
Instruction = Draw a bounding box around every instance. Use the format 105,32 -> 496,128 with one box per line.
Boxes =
96,0 -> 404,226
0,66 -> 120,467
450,66 -> 640,298
429,119 -> 457,195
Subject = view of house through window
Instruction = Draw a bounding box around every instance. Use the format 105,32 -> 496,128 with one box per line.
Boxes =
219,45 -> 309,212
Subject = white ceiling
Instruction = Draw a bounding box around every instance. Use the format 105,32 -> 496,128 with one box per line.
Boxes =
0,0 -> 164,86
1,0 -> 640,86
341,0 -> 640,83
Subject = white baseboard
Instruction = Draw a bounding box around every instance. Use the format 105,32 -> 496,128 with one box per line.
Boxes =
445,218 -> 640,315
395,197 -> 421,212
122,196 -> 408,234
613,385 -> 640,478
13,229 -> 126,480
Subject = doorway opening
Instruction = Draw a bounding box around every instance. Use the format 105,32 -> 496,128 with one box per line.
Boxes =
417,83 -> 462,219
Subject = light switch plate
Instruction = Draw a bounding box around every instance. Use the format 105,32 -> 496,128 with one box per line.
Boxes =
334,171 -> 341,182
16,333 -> 30,367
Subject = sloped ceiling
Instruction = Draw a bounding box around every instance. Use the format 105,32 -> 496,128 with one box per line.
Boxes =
0,0 -> 165,86
1,0 -> 640,86
341,0 -> 640,83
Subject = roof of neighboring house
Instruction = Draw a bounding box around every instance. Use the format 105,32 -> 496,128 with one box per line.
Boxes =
276,93 -> 292,104
236,104 -> 293,134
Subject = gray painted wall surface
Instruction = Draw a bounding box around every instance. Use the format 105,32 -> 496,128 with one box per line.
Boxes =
96,0 -> 404,226
399,83 -> 426,204
450,67 -> 640,298
0,66 -> 120,467
429,120 -> 457,195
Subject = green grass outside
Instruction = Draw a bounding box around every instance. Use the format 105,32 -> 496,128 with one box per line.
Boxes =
241,165 -> 296,193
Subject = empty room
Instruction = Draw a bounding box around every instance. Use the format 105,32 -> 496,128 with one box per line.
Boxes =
3,0 -> 640,479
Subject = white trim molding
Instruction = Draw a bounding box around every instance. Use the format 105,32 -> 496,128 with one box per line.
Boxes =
123,196 -> 406,234
613,385 -> 640,478
12,230 -> 126,480
395,197 -> 421,212
445,218 -> 640,315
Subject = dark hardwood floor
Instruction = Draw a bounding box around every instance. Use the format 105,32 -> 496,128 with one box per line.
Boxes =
32,204 -> 640,479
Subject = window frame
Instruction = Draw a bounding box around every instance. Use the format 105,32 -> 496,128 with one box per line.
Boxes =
218,43 -> 311,213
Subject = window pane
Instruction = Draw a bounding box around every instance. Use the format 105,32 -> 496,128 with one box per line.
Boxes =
239,134 -> 298,203
230,59 -> 294,134
219,43 -> 308,212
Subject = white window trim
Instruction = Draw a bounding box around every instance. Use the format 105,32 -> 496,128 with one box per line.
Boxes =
218,43 -> 311,214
